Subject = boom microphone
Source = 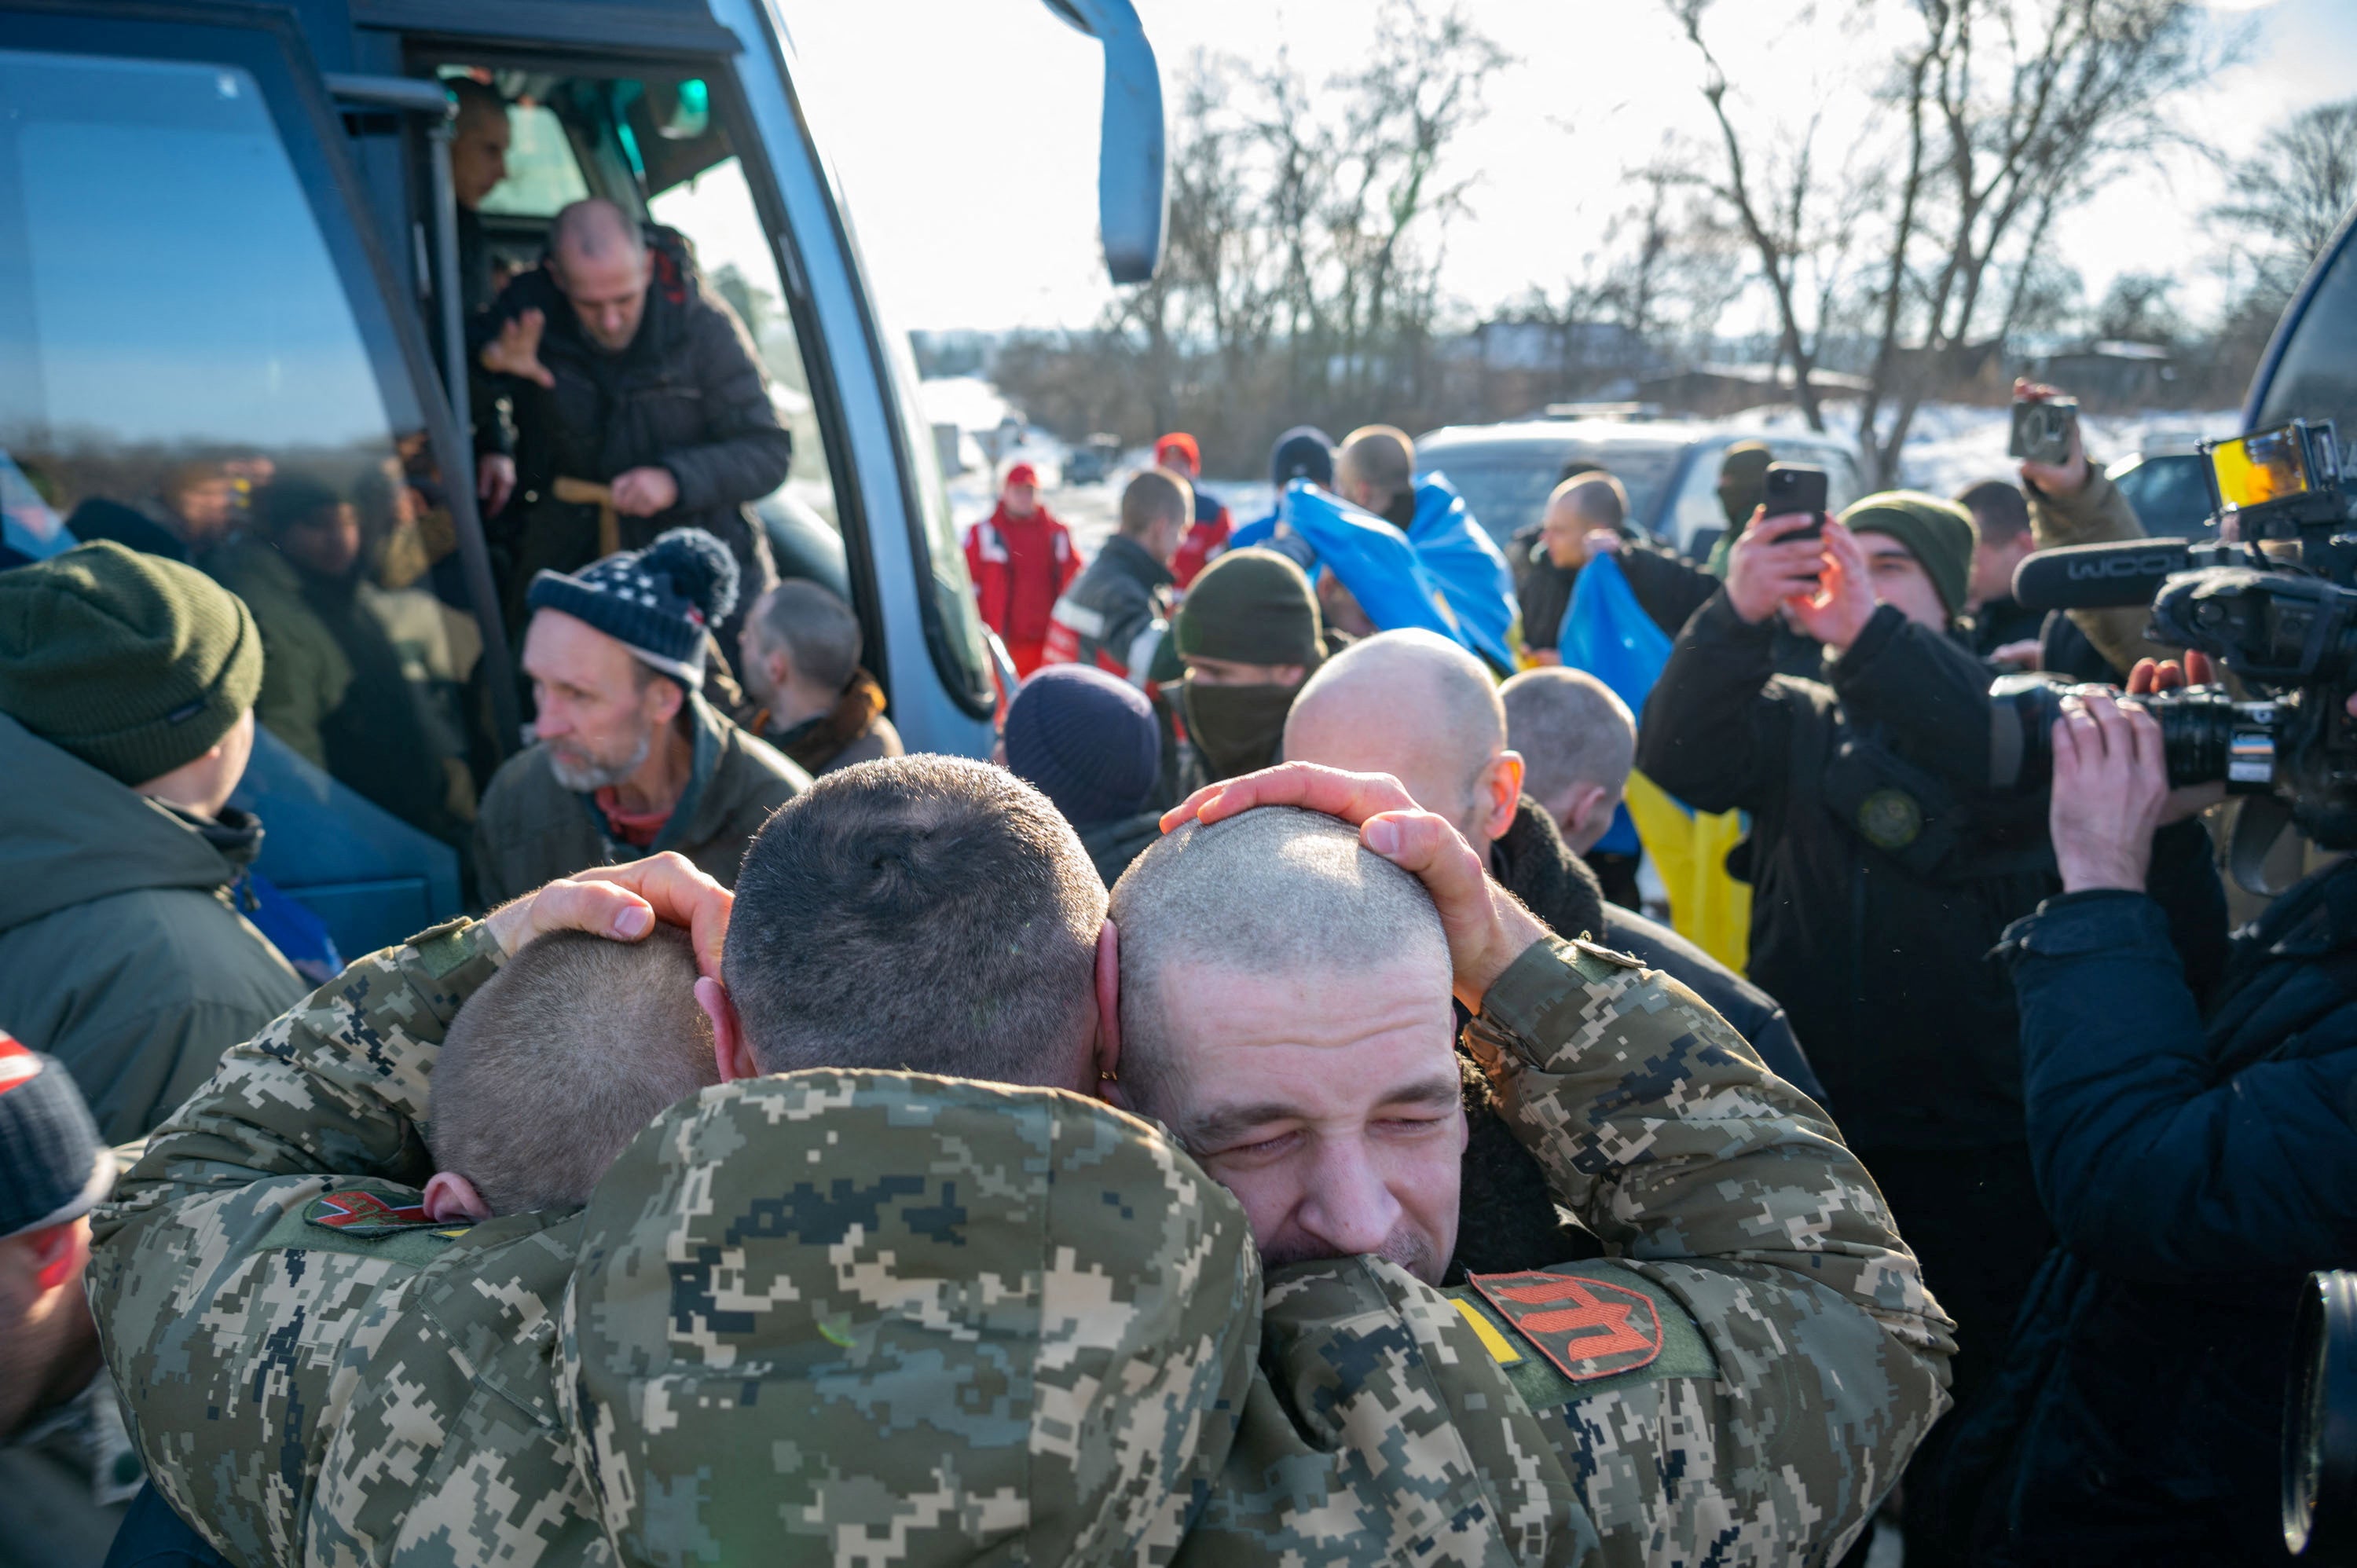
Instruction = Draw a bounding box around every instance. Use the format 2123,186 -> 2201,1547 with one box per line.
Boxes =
2014,539 -> 2194,612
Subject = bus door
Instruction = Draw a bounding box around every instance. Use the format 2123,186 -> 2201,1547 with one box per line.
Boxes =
376,16 -> 997,755
0,4 -> 508,952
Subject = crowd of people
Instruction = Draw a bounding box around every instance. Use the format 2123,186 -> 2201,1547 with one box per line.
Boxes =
0,85 -> 2348,1568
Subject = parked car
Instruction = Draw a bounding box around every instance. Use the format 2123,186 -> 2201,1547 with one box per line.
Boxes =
1416,417 -> 1868,560
1065,434 -> 1122,485
2106,431 -> 2220,539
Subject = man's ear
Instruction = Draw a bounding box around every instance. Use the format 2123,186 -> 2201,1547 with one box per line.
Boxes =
422,1171 -> 493,1223
698,976 -> 759,1082
1482,750 -> 1527,842
1092,921 -> 1128,1109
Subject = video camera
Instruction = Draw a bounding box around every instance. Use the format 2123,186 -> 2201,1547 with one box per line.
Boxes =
1989,419 -> 2357,856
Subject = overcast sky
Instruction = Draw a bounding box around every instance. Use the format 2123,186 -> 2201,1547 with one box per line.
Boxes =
781,0 -> 2356,336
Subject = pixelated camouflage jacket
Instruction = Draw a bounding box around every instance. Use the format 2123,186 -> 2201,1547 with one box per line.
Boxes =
89,921 -> 1952,1568
1172,936 -> 1958,1568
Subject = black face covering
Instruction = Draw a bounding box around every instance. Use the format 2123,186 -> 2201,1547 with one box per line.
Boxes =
1181,679 -> 1298,782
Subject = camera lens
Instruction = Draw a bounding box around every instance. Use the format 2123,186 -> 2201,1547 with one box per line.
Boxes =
2286,1271 -> 2357,1561
1987,677 -> 2277,793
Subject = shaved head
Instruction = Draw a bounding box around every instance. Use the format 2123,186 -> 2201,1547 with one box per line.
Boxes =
1281,629 -> 1506,842
1108,805 -> 1460,1280
1336,426 -> 1416,509
1549,473 -> 1626,530
550,199 -> 651,351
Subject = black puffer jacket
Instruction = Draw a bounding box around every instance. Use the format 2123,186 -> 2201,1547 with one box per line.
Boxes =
480,228 -> 787,630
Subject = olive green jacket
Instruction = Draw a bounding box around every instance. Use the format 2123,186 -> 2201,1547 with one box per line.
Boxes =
89,927 -> 1952,1567
471,693 -> 807,904
2025,466 -> 2169,676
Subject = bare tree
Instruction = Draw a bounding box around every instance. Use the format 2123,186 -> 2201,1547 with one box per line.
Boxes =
1672,0 -> 2221,484
2212,97 -> 2357,305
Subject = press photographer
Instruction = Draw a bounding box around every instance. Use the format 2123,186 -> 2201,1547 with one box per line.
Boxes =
1934,421 -> 2357,1565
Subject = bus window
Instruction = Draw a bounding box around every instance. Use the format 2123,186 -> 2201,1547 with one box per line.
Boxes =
0,48 -> 481,845
474,101 -> 590,218
647,155 -> 836,529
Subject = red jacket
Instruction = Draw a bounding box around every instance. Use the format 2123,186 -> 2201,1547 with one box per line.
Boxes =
1169,486 -> 1232,590
964,504 -> 1078,673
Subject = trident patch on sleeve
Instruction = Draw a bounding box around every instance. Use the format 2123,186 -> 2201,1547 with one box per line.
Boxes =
1445,1260 -> 1719,1411
1470,1269 -> 1663,1380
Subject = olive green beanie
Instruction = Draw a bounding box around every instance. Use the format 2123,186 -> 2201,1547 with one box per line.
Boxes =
1839,490 -> 1978,622
0,540 -> 263,785
1174,548 -> 1325,668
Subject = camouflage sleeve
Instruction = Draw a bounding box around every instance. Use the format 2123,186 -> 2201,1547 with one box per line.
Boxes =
90,918 -> 504,1247
1463,936 -> 1957,1564
1177,1258 -> 1598,1568
79,921 -> 508,1567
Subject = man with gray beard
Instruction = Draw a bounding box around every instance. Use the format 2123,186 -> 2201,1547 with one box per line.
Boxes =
471,527 -> 806,903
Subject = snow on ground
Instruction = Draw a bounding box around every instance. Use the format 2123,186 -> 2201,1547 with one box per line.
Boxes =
1731,400 -> 2242,497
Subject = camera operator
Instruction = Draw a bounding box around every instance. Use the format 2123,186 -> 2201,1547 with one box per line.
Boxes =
1635,493 -> 2227,1567
1933,655 -> 2357,1565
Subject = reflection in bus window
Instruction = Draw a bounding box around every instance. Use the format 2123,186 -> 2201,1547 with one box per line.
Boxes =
0,49 -> 480,843
473,101 -> 590,218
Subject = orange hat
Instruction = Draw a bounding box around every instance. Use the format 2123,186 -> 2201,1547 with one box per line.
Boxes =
1154,433 -> 1200,472
1004,462 -> 1043,489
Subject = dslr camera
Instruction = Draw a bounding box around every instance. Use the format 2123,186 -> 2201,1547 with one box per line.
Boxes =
1989,419 -> 2357,858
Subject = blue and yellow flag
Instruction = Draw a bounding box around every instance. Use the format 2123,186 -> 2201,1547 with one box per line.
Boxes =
1556,554 -> 1752,970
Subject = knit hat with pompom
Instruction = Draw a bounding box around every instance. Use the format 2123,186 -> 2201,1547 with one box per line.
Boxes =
527,528 -> 739,685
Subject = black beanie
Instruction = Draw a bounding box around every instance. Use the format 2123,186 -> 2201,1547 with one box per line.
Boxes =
1004,665 -> 1162,827
527,527 -> 739,684
1269,426 -> 1336,489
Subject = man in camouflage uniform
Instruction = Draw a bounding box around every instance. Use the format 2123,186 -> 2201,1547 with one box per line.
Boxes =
90,774 -> 1950,1564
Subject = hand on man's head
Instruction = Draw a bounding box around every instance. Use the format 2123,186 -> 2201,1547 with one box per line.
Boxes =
483,852 -> 733,980
1164,762 -> 1550,1010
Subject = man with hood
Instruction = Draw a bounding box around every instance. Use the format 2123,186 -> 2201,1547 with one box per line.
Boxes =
472,527 -> 808,902
475,198 -> 790,647
962,460 -> 1079,679
1227,424 -> 1334,572
0,543 -> 305,1140
1154,430 -> 1232,589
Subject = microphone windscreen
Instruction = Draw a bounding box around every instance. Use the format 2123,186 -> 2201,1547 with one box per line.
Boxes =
2014,540 -> 2191,611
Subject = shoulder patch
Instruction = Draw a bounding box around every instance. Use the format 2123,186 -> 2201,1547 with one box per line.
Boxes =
304,1189 -> 453,1238
1446,1260 -> 1719,1412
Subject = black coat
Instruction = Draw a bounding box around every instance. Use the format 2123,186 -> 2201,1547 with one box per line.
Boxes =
1927,868 -> 2357,1564
480,229 -> 788,630
1635,591 -> 2225,1152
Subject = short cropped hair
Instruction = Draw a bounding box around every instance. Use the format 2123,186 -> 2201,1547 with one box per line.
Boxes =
1501,666 -> 1636,805
753,579 -> 863,694
1120,468 -> 1193,540
1107,806 -> 1448,1127
448,77 -> 508,134
724,755 -> 1105,1085
1550,473 -> 1626,530
427,927 -> 712,1215
1956,479 -> 2030,546
1339,425 -> 1416,499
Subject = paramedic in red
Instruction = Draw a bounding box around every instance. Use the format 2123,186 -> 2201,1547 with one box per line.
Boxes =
1154,432 -> 1232,590
962,461 -> 1079,679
